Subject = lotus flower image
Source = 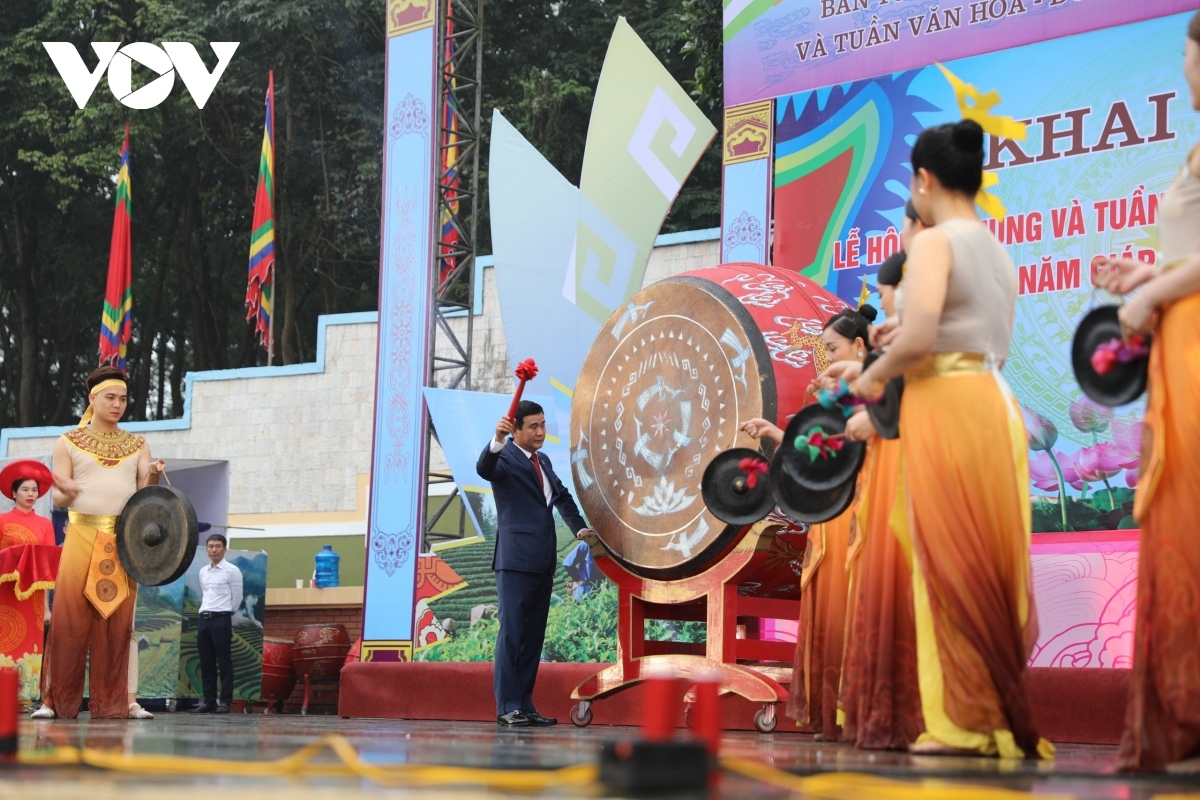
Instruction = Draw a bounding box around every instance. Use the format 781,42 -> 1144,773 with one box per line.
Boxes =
1030,451 -> 1084,492
1073,443 -> 1123,483
1072,443 -> 1123,507
1022,406 -> 1058,452
1029,451 -> 1062,493
1059,457 -> 1084,491
1111,417 -> 1144,471
1023,406 -> 1068,530
630,476 -> 697,517
1069,396 -> 1113,436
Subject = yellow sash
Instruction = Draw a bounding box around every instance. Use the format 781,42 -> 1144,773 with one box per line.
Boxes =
906,351 -> 987,381
69,511 -> 132,619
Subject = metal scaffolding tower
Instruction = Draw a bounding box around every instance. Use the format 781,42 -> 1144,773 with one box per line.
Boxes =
424,0 -> 483,551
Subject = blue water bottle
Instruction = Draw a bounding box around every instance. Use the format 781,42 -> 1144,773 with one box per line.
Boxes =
314,544 -> 340,588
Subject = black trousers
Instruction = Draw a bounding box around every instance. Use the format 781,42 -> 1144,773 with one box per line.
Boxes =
197,613 -> 235,704
493,568 -> 554,715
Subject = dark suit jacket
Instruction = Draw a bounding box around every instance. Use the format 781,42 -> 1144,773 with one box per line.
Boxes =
476,440 -> 588,573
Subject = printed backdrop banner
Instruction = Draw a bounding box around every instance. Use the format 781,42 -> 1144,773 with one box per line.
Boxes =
576,17 -> 716,322
490,17 -> 715,413
724,0 -> 1195,107
772,12 -> 1196,534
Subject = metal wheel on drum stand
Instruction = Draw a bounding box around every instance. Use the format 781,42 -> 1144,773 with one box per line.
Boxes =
569,700 -> 593,728
754,703 -> 778,734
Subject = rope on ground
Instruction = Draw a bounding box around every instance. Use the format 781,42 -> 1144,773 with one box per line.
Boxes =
19,734 -> 598,790
719,756 -> 1078,800
20,737 -> 1085,797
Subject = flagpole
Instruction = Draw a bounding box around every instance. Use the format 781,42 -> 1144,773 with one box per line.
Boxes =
267,264 -> 275,367
267,70 -> 275,367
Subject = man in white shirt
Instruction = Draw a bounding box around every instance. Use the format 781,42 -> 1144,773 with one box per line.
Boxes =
191,533 -> 242,713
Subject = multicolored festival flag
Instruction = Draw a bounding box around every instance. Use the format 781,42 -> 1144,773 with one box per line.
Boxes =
99,125 -> 133,371
246,71 -> 275,359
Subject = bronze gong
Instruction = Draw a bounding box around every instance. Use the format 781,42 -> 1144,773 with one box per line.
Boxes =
117,485 -> 200,586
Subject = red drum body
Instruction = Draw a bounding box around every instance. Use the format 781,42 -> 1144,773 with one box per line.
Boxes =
736,517 -> 809,599
261,637 -> 297,700
292,624 -> 351,681
570,263 -> 848,583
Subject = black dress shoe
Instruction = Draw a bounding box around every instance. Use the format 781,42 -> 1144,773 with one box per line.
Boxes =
497,710 -> 530,726
523,711 -> 557,727
191,702 -> 216,713
213,703 -> 230,714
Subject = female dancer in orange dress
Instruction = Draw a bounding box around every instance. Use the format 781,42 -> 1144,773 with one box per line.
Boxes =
1094,11 -> 1200,772
742,306 -> 873,739
0,460 -> 57,701
837,119 -> 1050,758
837,252 -> 925,750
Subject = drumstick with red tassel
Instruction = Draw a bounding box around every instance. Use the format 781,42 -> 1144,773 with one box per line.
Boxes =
507,358 -> 539,421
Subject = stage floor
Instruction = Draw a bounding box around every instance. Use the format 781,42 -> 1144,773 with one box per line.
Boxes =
11,714 -> 1200,799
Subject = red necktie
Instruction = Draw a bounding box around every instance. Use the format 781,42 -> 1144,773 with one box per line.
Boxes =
530,453 -> 545,498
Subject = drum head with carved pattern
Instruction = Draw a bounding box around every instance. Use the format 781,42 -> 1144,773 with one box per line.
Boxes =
117,485 -> 199,586
701,448 -> 774,526
569,277 -> 777,579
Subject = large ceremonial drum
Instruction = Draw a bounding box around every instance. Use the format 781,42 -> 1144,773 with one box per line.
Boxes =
292,623 -> 351,681
261,637 -> 297,701
570,263 -> 848,579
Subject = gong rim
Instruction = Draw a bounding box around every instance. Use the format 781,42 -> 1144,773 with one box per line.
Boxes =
116,485 -> 200,586
1072,304 -> 1149,408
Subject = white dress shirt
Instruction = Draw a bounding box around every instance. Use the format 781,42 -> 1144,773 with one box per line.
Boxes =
488,438 -> 550,505
198,558 -> 244,613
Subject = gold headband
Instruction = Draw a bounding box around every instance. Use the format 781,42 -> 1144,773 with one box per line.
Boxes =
935,63 -> 1027,221
78,378 -> 128,429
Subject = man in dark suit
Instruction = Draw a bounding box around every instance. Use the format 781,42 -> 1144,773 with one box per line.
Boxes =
477,400 -> 592,727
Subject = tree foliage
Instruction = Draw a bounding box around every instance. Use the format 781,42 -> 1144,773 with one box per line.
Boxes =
0,0 -> 721,429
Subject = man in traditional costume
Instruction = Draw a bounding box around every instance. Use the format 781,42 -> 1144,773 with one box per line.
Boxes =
31,367 -> 163,720
0,459 -> 58,701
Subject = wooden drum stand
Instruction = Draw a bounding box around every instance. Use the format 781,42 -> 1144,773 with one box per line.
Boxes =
569,520 -> 797,733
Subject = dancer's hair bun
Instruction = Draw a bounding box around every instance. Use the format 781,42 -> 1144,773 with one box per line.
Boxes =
858,304 -> 878,323
952,119 -> 984,152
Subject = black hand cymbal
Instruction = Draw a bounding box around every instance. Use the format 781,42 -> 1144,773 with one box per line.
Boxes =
768,450 -> 856,525
862,351 -> 903,440
775,404 -> 866,493
701,447 -> 775,525
117,485 -> 200,586
1072,305 -> 1149,408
